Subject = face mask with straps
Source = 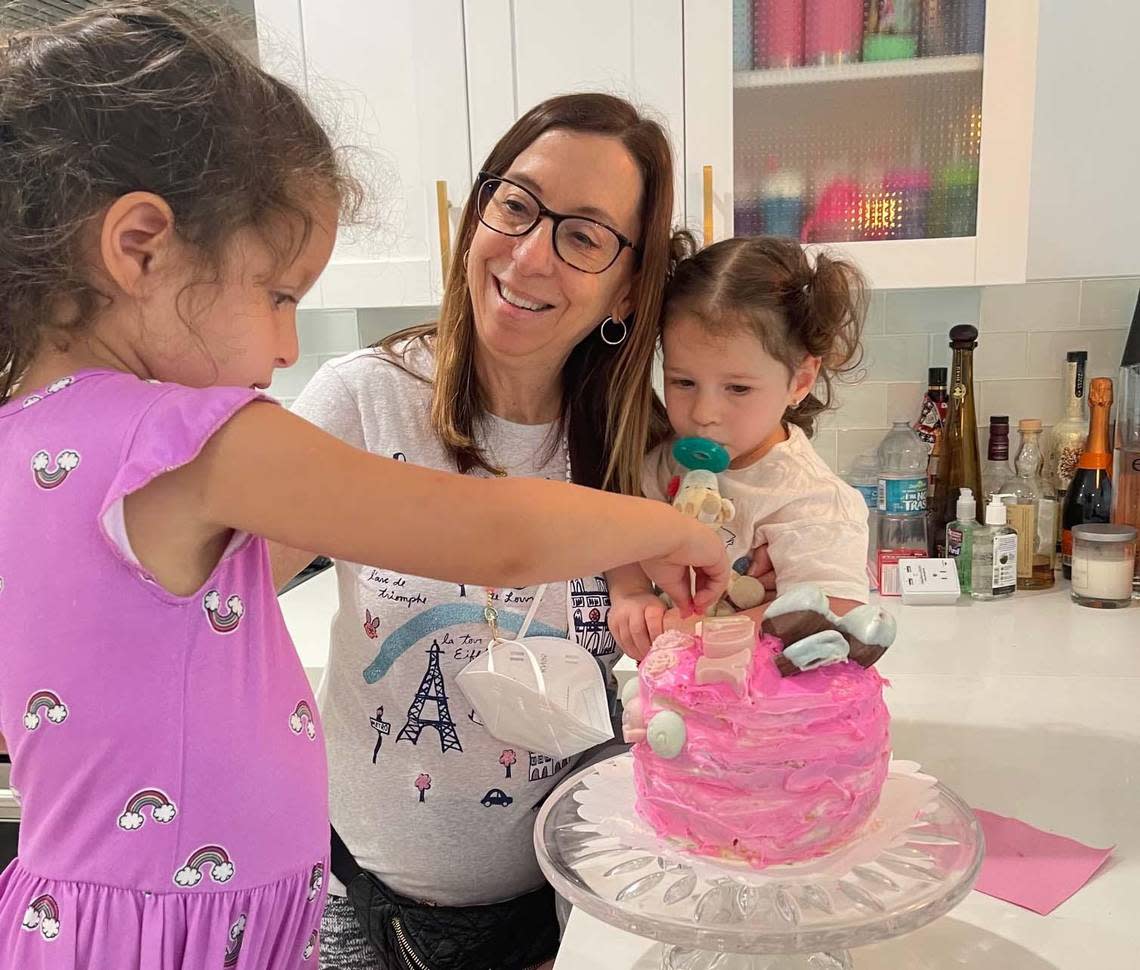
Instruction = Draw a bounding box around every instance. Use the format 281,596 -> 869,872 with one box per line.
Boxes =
455,434 -> 614,759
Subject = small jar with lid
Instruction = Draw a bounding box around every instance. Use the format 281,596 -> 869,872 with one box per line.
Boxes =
1070,524 -> 1137,609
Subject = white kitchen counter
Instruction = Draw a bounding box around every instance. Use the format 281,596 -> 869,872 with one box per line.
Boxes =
280,576 -> 1139,969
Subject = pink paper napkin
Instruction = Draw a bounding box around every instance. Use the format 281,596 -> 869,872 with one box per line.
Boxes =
973,809 -> 1114,915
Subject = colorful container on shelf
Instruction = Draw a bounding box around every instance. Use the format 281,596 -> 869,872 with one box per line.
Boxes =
758,0 -> 804,68
801,177 -> 862,243
734,0 -> 754,70
863,0 -> 919,61
804,0 -> 863,65
761,163 -> 806,238
884,167 -> 932,239
931,162 -> 979,238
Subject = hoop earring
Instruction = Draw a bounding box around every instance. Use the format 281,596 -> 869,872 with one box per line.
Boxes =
599,316 -> 628,346
461,248 -> 470,269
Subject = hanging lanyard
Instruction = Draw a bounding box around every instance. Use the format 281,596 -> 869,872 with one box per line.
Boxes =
485,584 -> 549,645
482,430 -> 572,645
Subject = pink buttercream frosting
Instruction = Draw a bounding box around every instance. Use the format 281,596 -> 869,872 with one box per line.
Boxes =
632,631 -> 890,867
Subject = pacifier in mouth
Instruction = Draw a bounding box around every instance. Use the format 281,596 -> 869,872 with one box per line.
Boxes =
672,436 -> 731,473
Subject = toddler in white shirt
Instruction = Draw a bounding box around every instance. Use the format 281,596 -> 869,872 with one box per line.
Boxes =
609,235 -> 871,658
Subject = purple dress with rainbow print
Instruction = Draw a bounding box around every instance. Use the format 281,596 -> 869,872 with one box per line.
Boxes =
0,370 -> 328,969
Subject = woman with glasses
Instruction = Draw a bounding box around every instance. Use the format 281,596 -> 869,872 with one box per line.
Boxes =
272,93 -> 681,969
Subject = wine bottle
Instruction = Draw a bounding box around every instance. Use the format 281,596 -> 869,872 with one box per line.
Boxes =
929,325 -> 982,556
1046,351 -> 1088,496
914,366 -> 949,490
1062,377 -> 1114,579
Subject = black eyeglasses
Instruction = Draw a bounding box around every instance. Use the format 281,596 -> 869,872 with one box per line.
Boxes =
475,172 -> 639,274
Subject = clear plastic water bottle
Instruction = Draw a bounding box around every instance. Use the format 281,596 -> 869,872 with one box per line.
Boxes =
875,422 -> 929,594
846,451 -> 879,509
845,451 -> 879,569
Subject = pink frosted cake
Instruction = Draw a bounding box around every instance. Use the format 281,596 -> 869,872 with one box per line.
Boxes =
622,590 -> 895,868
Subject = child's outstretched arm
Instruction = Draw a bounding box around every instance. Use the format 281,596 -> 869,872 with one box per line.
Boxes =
185,403 -> 728,612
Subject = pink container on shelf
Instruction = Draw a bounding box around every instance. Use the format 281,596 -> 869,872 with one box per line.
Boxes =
801,177 -> 863,243
804,0 -> 864,65
883,167 -> 932,239
757,0 -> 804,69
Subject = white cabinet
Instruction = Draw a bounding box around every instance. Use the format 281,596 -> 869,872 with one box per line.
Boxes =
682,0 -> 1039,290
253,0 -> 1138,303
1026,3 -> 1140,280
463,0 -> 686,226
254,0 -> 470,308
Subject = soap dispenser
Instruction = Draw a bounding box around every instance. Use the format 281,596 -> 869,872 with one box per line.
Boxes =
946,487 -> 977,589
970,493 -> 1018,600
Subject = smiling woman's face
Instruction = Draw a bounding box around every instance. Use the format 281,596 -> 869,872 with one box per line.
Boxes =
466,129 -> 643,371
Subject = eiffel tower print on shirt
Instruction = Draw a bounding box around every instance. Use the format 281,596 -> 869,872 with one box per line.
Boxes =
397,639 -> 463,753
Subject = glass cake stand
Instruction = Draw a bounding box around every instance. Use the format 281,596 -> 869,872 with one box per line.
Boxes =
534,754 -> 983,969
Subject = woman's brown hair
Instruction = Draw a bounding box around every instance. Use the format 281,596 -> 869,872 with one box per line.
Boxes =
378,93 -> 676,495
663,236 -> 867,437
0,1 -> 360,403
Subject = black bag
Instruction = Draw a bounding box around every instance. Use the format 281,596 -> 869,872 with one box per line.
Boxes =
330,826 -> 558,970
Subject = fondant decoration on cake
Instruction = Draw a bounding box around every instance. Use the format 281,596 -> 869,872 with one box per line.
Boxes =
762,584 -> 896,675
645,710 -> 686,759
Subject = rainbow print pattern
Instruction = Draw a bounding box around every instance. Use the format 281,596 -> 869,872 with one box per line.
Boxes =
302,929 -> 318,961
20,894 -> 60,941
117,788 -> 178,830
23,690 -> 68,731
30,449 -> 80,490
223,914 -> 247,968
173,845 -> 235,888
289,701 -> 317,741
203,590 -> 245,635
307,862 -> 324,901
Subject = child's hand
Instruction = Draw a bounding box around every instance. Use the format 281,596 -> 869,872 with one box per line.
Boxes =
746,542 -> 778,602
640,517 -> 729,618
608,591 -> 668,662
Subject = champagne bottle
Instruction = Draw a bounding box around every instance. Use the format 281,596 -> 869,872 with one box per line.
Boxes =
929,324 -> 982,556
1062,377 -> 1114,579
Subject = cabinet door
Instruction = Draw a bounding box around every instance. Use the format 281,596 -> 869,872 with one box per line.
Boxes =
256,0 -> 471,308
1027,2 -> 1140,280
684,0 -> 1038,289
465,0 -> 685,225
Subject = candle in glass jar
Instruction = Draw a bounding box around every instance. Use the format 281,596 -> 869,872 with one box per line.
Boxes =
1070,524 -> 1137,608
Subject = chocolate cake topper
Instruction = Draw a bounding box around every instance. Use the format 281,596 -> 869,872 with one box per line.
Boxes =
761,585 -> 896,676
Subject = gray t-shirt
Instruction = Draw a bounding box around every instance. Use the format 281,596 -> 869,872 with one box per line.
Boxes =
290,342 -> 620,905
